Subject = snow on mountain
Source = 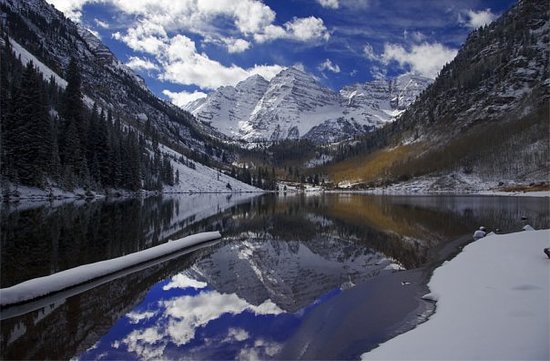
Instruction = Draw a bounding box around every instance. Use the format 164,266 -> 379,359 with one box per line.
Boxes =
243,67 -> 343,141
190,75 -> 269,137
185,235 -> 403,312
341,73 -> 432,124
159,145 -> 260,193
187,67 -> 431,143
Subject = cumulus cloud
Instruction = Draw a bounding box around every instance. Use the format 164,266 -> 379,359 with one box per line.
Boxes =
222,37 -> 251,53
317,0 -> 339,9
381,42 -> 457,78
462,8 -> 498,29
112,20 -> 168,54
126,56 -> 159,71
46,0 -> 325,91
162,291 -> 282,346
254,16 -> 330,43
46,0 -> 328,46
318,58 -> 340,73
157,34 -> 284,89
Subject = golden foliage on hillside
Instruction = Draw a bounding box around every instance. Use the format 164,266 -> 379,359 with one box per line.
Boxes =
325,143 -> 426,184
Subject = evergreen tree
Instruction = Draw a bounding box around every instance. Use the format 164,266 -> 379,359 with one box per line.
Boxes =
59,57 -> 86,182
5,62 -> 52,186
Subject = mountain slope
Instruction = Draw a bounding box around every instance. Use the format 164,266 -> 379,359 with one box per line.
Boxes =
191,75 -> 269,137
0,0 -> 259,193
186,68 -> 431,143
326,0 -> 549,190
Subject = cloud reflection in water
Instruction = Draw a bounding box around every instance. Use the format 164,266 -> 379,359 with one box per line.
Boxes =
80,272 -> 301,360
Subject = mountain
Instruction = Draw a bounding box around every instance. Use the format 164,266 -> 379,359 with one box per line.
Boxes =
190,74 -> 269,137
305,73 -> 432,143
186,236 -> 401,313
186,67 -> 431,143
0,0 -> 259,193
326,0 -> 549,190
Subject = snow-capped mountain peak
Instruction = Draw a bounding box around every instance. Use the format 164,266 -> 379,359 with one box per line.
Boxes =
187,68 -> 431,144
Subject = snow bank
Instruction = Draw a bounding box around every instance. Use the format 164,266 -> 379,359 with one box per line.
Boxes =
0,232 -> 222,306
362,228 -> 550,360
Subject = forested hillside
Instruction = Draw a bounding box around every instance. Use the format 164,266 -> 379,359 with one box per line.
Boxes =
0,0 -> 260,195
0,39 -> 176,191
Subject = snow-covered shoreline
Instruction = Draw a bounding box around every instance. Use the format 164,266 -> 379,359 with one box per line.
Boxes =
362,228 -> 550,360
0,183 -> 263,203
0,232 -> 222,306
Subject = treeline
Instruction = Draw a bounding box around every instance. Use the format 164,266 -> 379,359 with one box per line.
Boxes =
0,35 -> 176,192
230,165 -> 277,190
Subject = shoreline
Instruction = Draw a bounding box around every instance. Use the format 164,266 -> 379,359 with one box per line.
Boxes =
278,232 -> 476,360
362,228 -> 550,360
2,186 -> 548,204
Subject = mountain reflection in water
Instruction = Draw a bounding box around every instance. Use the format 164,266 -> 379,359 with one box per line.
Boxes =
1,193 -> 548,360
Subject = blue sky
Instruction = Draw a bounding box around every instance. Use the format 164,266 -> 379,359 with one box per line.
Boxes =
46,0 -> 516,107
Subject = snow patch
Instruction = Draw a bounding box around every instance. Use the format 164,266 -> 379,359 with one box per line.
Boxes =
0,232 -> 222,306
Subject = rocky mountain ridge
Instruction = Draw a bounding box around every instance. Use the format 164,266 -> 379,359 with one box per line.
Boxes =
187,67 -> 432,144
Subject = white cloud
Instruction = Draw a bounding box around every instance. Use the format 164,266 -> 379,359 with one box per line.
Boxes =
223,328 -> 250,343
156,34 -> 284,89
46,0 -> 98,21
403,30 -> 426,43
317,0 -> 339,9
254,16 -> 330,43
122,328 -> 166,360
111,290 -> 283,360
94,18 -> 110,29
247,64 -> 286,81
45,0 -> 319,90
363,43 -> 378,61
126,310 -> 157,324
288,17 -> 330,42
163,90 -> 207,108
162,291 -> 282,346
237,339 -> 282,361
47,0 -> 326,46
126,56 -> 159,71
318,58 -> 340,73
112,19 -> 168,54
381,42 -> 457,78
162,273 -> 208,290
222,37 -> 251,53
463,8 -> 497,29
233,0 -> 276,34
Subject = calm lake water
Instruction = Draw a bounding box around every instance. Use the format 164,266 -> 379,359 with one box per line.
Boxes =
1,193 -> 549,360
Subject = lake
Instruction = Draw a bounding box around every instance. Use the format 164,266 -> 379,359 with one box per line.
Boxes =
1,193 -> 548,360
